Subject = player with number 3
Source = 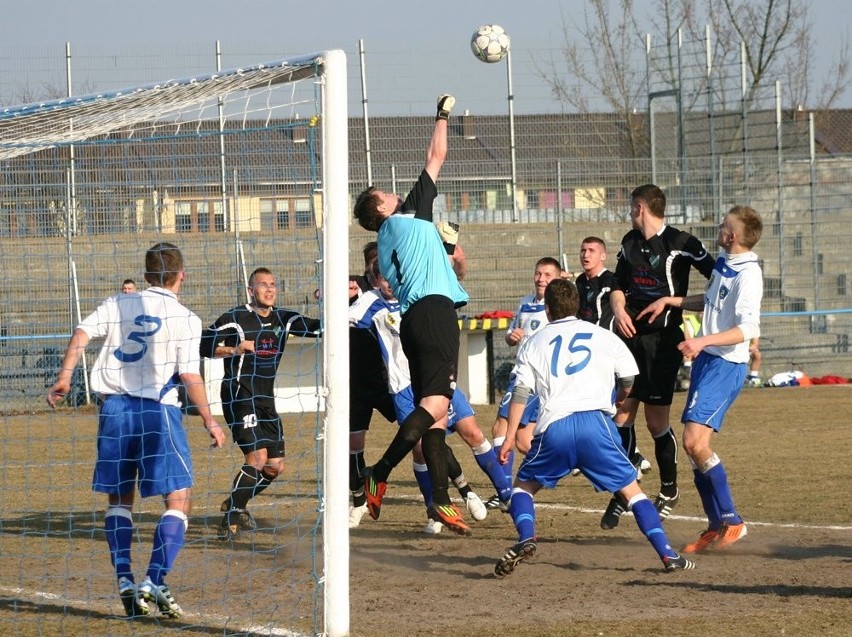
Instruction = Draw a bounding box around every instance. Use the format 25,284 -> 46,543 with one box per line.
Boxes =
47,242 -> 226,618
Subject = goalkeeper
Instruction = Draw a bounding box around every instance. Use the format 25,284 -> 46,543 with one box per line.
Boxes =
353,93 -> 473,535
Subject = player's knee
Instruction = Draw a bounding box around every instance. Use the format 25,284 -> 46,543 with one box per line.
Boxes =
262,463 -> 283,481
491,417 -> 507,439
682,437 -> 709,459
457,422 -> 484,448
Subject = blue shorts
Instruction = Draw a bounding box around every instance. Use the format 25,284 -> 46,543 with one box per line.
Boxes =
93,394 -> 193,498
517,411 -> 637,493
496,376 -> 539,425
681,352 -> 747,432
393,386 -> 474,435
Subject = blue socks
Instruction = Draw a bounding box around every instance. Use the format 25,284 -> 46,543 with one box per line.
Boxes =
147,510 -> 187,586
630,496 -> 678,560
508,488 -> 536,542
693,469 -> 722,529
472,442 -> 512,501
413,461 -> 433,508
704,462 -> 742,525
105,506 -> 134,582
493,436 -> 515,487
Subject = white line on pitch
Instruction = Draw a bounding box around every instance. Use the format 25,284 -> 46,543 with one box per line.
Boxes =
0,585 -> 310,637
389,493 -> 852,532
17,493 -> 852,532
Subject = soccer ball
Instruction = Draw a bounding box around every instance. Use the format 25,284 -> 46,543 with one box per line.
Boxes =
470,24 -> 510,63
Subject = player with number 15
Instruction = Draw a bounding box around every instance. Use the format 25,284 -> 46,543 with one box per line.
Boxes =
494,278 -> 695,577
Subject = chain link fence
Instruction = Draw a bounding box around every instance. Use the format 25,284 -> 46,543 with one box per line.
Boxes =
2,38 -> 851,395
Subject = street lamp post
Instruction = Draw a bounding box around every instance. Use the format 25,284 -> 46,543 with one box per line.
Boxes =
505,48 -> 518,222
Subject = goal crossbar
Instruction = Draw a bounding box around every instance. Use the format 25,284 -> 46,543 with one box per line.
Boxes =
0,53 -> 327,160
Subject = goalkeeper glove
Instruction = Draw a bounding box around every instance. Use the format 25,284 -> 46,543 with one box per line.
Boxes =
437,221 -> 459,254
436,94 -> 455,121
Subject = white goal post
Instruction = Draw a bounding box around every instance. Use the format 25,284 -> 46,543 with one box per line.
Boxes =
0,50 -> 350,636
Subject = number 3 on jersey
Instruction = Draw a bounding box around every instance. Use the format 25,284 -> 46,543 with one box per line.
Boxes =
114,315 -> 163,363
549,332 -> 592,376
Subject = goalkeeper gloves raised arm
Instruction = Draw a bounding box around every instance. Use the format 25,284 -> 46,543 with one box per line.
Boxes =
437,221 -> 459,255
436,94 -> 455,121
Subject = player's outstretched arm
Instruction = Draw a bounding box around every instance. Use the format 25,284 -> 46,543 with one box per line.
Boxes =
424,94 -> 453,183
47,328 -> 90,408
181,372 -> 226,448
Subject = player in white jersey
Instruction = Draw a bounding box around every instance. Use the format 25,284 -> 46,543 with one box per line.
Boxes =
47,243 -> 225,618
485,257 -> 562,510
349,259 -> 512,531
636,205 -> 763,553
493,278 -> 695,577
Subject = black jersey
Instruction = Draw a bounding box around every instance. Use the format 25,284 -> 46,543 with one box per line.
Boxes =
576,268 -> 617,332
200,305 -> 321,406
614,225 -> 714,332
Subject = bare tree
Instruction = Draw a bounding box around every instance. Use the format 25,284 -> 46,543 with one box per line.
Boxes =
542,0 -> 647,159
542,0 -> 850,121
6,78 -> 98,107
709,0 -> 850,109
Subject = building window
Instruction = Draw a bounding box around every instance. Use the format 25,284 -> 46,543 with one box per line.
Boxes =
175,201 -> 192,233
261,197 -> 313,230
294,198 -> 313,227
792,232 -> 803,257
174,200 -> 224,233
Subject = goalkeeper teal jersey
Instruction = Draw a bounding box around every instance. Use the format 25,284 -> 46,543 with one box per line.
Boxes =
377,170 -> 468,314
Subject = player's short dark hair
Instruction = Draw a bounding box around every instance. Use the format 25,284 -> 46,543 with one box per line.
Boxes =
581,236 -> 606,249
122,278 -> 135,286
354,187 -> 384,232
544,278 -> 579,321
145,243 -> 183,287
248,267 -> 274,288
535,256 -> 562,271
362,241 -> 378,269
728,205 -> 763,249
366,257 -> 383,287
631,184 -> 666,218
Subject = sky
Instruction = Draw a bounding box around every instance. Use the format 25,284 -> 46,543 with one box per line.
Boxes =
0,0 -> 849,115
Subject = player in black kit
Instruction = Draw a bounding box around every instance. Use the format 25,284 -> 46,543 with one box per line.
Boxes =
575,236 -> 617,331
601,185 -> 715,530
201,267 -> 321,540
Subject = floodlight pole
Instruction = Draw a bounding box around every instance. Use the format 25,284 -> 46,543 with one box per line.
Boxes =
505,49 -> 518,222
216,41 -> 230,232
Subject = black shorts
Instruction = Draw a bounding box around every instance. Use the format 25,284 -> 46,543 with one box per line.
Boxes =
350,384 -> 397,432
223,400 -> 285,457
625,328 -> 684,405
400,295 -> 459,402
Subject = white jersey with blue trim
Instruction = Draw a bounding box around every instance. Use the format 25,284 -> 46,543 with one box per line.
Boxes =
77,287 -> 203,406
700,250 -> 763,363
514,316 -> 639,436
507,293 -> 549,352
348,289 -> 410,394
377,213 -> 468,314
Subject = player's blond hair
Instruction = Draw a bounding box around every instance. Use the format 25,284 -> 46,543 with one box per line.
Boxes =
727,205 -> 763,249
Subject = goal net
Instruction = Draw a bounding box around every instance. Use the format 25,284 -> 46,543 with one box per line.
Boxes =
0,50 -> 350,636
